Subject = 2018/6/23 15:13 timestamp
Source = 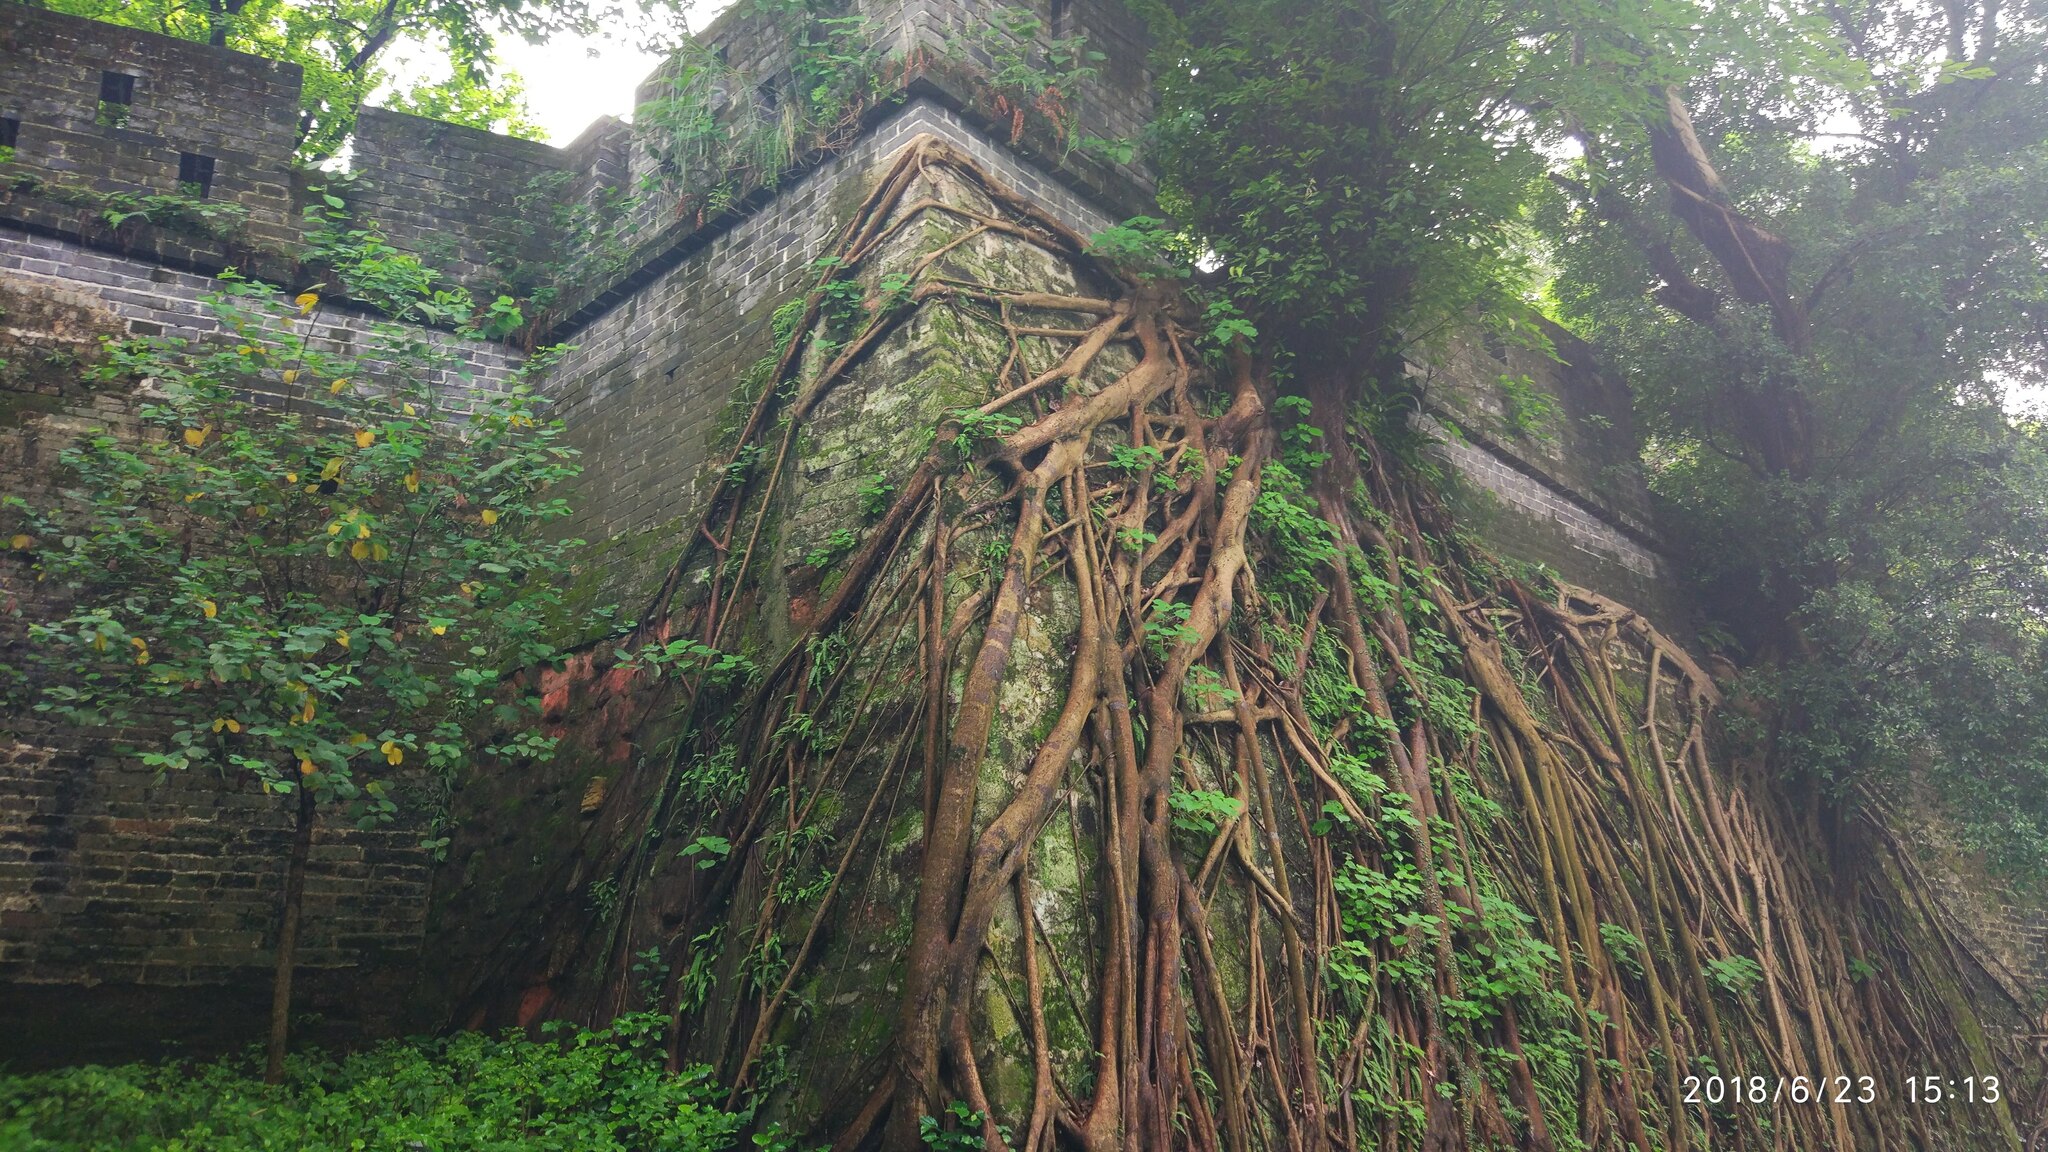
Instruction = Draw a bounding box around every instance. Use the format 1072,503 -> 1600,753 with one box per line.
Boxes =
1681,1075 -> 2001,1106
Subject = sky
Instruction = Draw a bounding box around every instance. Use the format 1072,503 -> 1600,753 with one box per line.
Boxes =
490,17 -> 705,146
382,2 -> 734,148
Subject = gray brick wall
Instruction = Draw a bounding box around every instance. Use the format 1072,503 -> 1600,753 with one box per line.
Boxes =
0,230 -> 526,399
0,5 -> 302,250
0,240 -> 517,1064
536,95 -> 1116,621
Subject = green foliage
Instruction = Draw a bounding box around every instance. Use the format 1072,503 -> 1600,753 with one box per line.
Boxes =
1143,598 -> 1199,659
1543,0 -> 2048,875
682,834 -> 734,869
382,68 -> 547,140
857,472 -> 895,518
635,2 -> 886,222
1085,216 -> 1182,276
0,1014 -> 754,1151
1247,460 -> 1337,606
803,527 -> 860,568
947,407 -> 1024,460
918,1101 -> 1005,1151
1598,921 -> 1647,979
1704,954 -> 1764,1002
1168,787 -> 1243,834
300,184 -> 533,332
3,274 -> 580,822
1,174 -> 248,242
1134,0 -> 1637,385
616,637 -> 758,689
1496,372 -> 1561,441
953,6 -> 1105,149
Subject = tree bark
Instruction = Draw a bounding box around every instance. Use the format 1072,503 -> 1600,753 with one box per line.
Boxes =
265,783 -> 316,1084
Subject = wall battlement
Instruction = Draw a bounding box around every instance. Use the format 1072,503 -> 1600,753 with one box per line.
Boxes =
1,0 -> 1152,330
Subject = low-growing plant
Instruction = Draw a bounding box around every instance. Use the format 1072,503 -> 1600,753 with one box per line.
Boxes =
0,1014 -> 755,1151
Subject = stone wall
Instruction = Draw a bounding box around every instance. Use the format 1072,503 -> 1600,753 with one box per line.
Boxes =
349,107 -> 623,291
537,96 -> 1118,632
1416,325 -> 1680,621
0,4 -> 302,252
0,235 -> 520,1067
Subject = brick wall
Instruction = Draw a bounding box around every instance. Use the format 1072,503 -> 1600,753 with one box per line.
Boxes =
534,96 -> 1118,630
0,241 -> 520,1066
349,107 -> 619,291
1412,324 -> 1680,621
0,5 -> 302,251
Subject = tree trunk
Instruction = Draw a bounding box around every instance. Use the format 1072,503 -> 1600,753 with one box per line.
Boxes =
265,783 -> 315,1084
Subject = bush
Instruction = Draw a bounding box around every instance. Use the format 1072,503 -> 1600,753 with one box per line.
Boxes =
0,1014 -> 762,1151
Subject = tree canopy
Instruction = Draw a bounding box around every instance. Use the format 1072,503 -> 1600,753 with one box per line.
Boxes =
1140,0 -> 2048,875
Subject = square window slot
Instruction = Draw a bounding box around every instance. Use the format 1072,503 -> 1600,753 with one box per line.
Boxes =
178,152 -> 215,198
0,117 -> 18,150
97,71 -> 136,128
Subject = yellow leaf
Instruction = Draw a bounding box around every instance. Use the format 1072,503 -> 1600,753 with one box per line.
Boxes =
351,540 -> 370,560
130,637 -> 149,665
295,292 -> 319,315
430,623 -> 447,636
348,732 -> 370,746
7,534 -> 30,550
183,426 -> 209,448
402,402 -> 417,416
321,458 -> 344,481
227,718 -> 241,733
357,523 -> 371,539
212,717 -> 226,733
330,378 -> 350,394
299,757 -> 317,776
236,345 -> 255,356
355,429 -> 375,449
304,484 -> 320,495
380,740 -> 404,766
200,599 -> 217,618
285,471 -> 299,484
300,698 -> 316,724
336,629 -> 350,649
481,509 -> 499,526
327,521 -> 342,536
281,369 -> 299,385
404,469 -> 420,493
372,542 -> 389,561
184,491 -> 203,503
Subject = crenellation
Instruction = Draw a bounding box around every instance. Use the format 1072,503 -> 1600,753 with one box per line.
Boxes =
0,5 -> 303,251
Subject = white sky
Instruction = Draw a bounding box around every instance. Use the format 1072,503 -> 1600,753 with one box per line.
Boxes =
380,2 -> 734,148
493,6 -> 732,147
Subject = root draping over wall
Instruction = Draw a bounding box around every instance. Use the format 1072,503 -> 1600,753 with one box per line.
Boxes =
446,137 -> 2037,1151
